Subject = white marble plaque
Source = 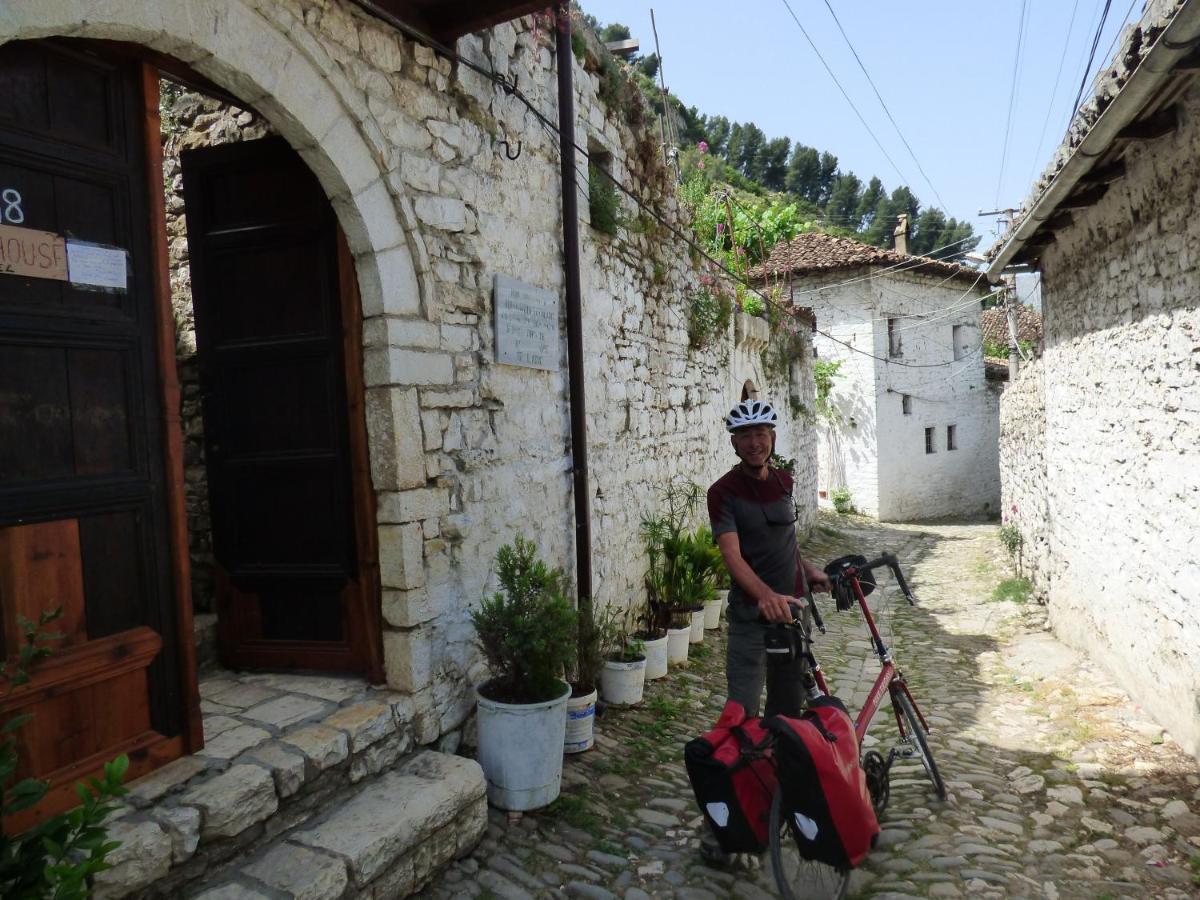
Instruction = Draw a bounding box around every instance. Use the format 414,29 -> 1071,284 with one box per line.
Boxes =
494,274 -> 560,370
67,240 -> 128,290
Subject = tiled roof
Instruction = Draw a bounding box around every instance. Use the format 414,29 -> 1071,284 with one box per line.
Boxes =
749,231 -> 981,286
980,307 -> 1043,346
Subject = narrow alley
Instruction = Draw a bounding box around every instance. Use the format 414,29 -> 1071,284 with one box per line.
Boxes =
420,516 -> 1200,900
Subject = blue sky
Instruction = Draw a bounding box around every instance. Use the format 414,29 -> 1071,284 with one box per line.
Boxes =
582,0 -> 1143,244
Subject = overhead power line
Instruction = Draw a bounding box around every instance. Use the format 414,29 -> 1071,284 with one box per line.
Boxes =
776,0 -> 912,190
1027,0 -> 1082,188
995,0 -> 1031,207
815,0 -> 949,213
1070,0 -> 1115,116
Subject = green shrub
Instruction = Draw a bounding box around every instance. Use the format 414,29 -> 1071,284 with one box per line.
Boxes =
472,538 -> 577,704
992,577 -> 1033,604
998,524 -> 1023,558
588,162 -> 620,236
741,294 -> 766,317
687,287 -> 733,350
831,487 -> 854,515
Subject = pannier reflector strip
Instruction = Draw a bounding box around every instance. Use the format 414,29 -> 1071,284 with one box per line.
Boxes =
706,802 -> 730,827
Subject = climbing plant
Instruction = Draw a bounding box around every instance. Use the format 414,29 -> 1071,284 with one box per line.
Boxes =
814,359 -> 844,423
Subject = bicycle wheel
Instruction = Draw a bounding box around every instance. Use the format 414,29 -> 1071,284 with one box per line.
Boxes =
769,789 -> 850,900
892,688 -> 947,800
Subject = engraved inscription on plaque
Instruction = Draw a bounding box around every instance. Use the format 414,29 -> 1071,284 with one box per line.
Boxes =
494,274 -> 560,371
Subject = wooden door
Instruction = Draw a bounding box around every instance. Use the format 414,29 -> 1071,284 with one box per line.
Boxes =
182,137 -> 381,679
0,40 -> 192,829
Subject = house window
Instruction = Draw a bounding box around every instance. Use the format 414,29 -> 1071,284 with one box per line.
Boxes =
952,324 -> 967,361
901,394 -> 912,415
888,318 -> 902,357
924,427 -> 935,454
947,424 -> 957,451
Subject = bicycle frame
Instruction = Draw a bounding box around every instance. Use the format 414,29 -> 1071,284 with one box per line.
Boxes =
804,563 -> 931,747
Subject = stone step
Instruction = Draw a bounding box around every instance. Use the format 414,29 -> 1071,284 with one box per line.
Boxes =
192,752 -> 486,899
92,671 -> 486,899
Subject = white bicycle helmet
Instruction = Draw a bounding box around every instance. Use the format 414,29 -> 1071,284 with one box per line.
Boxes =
725,399 -> 778,432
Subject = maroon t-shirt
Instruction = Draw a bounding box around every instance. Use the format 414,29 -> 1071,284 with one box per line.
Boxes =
707,466 -> 798,606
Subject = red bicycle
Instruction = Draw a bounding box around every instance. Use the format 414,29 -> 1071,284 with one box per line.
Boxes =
769,552 -> 946,900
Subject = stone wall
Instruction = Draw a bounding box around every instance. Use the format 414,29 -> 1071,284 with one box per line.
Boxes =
161,85 -> 274,613
998,358 -> 1050,592
1022,76 -> 1200,754
3,0 -> 817,750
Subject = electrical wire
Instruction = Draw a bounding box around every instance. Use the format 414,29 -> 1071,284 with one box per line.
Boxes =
1070,0 -> 1116,116
816,0 -> 949,213
776,0 -> 912,189
996,0 -> 1031,208
354,4 -> 981,372
1027,0 -> 1082,189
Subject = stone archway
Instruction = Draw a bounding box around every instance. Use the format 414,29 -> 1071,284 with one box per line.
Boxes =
0,0 -> 428,323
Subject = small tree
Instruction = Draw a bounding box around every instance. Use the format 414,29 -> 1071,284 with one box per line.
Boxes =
472,538 -> 578,705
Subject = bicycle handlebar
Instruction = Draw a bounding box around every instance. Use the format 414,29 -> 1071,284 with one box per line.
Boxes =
858,552 -> 919,605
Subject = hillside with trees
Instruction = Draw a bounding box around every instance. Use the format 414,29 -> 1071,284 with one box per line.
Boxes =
588,17 -> 979,263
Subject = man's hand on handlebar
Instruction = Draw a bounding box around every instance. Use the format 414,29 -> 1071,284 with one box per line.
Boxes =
757,591 -> 798,624
803,561 -> 832,594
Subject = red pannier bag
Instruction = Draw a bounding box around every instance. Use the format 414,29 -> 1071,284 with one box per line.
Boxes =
763,696 -> 880,869
684,700 -> 776,853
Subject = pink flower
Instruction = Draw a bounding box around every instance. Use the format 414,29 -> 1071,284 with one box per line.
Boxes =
696,160 -> 706,170
716,222 -> 725,234
698,141 -> 709,153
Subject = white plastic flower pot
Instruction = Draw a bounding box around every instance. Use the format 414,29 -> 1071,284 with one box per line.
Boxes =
643,634 -> 669,680
689,610 -> 706,643
475,681 -> 571,811
705,591 -> 728,630
599,657 -> 647,706
564,688 -> 597,754
666,626 -> 690,664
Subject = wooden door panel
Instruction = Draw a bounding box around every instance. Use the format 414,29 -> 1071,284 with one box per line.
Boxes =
183,136 -> 378,675
0,40 -> 191,829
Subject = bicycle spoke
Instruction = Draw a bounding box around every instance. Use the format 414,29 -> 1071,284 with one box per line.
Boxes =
769,790 -> 850,900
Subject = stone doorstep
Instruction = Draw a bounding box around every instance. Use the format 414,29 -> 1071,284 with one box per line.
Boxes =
95,673 -> 450,899
194,752 -> 487,900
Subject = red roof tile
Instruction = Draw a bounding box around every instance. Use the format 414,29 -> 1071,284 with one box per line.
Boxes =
749,231 -> 981,285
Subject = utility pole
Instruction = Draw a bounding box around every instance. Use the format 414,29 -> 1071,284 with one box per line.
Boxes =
1004,274 -> 1020,380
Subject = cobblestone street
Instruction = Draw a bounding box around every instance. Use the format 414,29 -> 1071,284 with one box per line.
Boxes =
419,515 -> 1200,899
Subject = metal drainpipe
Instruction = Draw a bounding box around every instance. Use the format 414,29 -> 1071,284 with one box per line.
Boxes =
555,4 -> 593,618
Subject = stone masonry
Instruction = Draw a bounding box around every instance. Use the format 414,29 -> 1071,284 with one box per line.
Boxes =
0,0 -> 818,756
1000,75 -> 1200,755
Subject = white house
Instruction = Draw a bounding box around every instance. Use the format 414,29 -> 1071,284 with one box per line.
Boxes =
754,231 -> 1001,521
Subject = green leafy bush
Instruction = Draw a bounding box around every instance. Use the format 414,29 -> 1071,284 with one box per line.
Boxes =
1,610 -> 129,900
998,524 -> 1023,558
814,359 -> 843,422
588,162 -> 620,237
741,294 -> 766,317
687,285 -> 733,350
472,538 -> 577,704
641,482 -> 724,635
831,487 -> 854,515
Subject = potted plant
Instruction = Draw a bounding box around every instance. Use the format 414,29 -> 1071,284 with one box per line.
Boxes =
706,563 -> 731,630
684,527 -> 724,643
597,605 -> 647,706
566,609 -> 603,754
640,481 -> 709,666
471,538 -> 577,811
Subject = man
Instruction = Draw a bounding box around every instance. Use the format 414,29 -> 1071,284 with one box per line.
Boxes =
706,398 -> 830,720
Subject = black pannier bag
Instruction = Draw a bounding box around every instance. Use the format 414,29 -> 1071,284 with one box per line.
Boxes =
763,696 -> 880,868
684,699 -> 776,853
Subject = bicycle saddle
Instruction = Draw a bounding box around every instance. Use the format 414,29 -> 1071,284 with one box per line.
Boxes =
823,554 -> 877,610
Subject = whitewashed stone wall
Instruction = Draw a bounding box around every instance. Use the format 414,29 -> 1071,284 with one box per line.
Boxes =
998,358 -> 1051,591
805,268 -> 1000,521
0,1 -> 815,748
1012,78 -> 1200,754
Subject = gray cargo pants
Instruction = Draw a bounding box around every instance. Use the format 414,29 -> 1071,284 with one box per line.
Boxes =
726,601 -> 808,719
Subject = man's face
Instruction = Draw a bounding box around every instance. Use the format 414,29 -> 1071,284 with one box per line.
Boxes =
731,425 -> 774,467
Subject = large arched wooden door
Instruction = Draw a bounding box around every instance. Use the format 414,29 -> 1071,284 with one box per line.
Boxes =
0,40 -> 195,828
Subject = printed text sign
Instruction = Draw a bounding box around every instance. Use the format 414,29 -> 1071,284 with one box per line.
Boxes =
494,274 -> 560,371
